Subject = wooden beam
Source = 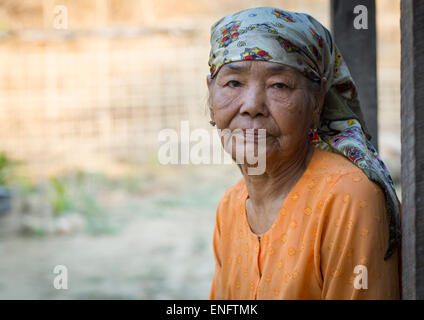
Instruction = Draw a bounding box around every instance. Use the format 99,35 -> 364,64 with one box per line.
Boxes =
401,0 -> 424,300
330,0 -> 378,149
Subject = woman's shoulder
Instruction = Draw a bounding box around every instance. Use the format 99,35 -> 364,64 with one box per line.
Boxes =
214,178 -> 246,227
219,178 -> 246,203
311,158 -> 389,244
309,148 -> 363,177
310,148 -> 385,202
331,169 -> 384,200
215,178 -> 246,212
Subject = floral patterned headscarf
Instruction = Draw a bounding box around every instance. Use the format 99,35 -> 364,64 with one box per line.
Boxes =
208,6 -> 400,259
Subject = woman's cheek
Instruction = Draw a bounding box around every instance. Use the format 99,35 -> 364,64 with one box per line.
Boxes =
276,94 -> 309,130
212,89 -> 241,128
273,106 -> 304,135
214,88 -> 240,109
270,109 -> 309,154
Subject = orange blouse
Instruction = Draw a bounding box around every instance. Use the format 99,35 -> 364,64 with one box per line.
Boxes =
209,147 -> 400,300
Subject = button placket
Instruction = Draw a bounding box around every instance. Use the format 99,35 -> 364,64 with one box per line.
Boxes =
253,234 -> 262,299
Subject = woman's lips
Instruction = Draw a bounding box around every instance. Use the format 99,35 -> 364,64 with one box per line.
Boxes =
240,128 -> 272,140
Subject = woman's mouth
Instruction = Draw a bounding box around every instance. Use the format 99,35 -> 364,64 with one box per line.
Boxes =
240,128 -> 272,141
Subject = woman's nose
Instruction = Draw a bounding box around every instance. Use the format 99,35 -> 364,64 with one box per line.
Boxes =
239,84 -> 269,118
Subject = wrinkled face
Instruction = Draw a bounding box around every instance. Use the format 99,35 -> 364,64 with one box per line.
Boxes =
207,60 -> 323,170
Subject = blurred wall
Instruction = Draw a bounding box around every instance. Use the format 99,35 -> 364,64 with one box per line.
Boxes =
0,0 -> 400,181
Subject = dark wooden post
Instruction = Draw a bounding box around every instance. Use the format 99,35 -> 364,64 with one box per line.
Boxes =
400,0 -> 424,300
330,0 -> 378,149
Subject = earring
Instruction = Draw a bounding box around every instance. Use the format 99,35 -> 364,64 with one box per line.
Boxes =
209,120 -> 216,126
308,127 -> 318,142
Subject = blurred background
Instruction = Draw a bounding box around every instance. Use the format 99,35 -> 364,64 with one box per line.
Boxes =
0,0 -> 401,299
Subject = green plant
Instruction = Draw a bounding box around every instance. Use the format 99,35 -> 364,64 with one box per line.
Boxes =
15,175 -> 38,195
0,151 -> 18,186
48,177 -> 73,217
46,171 -> 118,234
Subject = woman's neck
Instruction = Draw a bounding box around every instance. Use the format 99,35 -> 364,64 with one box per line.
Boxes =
242,142 -> 315,210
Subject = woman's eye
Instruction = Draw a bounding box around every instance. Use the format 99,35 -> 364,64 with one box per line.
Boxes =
226,80 -> 241,88
272,83 -> 289,89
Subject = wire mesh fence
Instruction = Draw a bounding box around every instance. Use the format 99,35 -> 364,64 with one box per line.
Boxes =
0,0 -> 400,179
0,32 -> 212,176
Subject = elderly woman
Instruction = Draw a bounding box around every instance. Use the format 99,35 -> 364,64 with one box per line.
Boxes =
207,7 -> 401,300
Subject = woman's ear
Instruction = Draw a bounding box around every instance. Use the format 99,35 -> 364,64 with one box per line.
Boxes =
206,75 -> 215,122
206,74 -> 212,90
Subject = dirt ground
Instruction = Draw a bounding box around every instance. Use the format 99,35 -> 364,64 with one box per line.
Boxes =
0,164 -> 242,299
